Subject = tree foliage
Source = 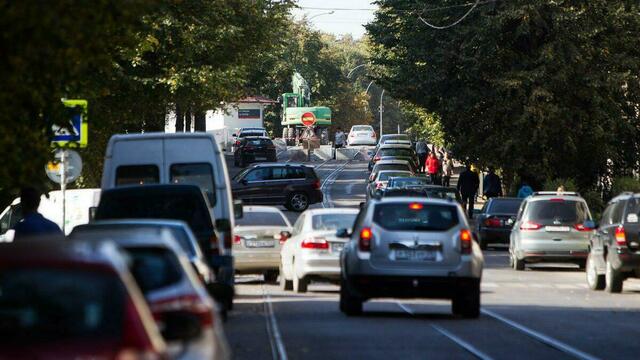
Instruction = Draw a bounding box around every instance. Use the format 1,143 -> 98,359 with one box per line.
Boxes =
367,0 -> 640,192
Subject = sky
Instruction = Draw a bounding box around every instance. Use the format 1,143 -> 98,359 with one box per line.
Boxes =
292,0 -> 378,39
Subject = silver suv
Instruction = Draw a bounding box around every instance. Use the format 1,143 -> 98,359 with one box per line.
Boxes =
337,197 -> 484,318
509,192 -> 593,271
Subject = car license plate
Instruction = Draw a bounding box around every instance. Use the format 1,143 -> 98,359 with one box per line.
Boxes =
331,243 -> 344,253
545,226 -> 571,232
245,240 -> 274,248
394,249 -> 436,261
358,133 -> 367,136
255,156 -> 267,160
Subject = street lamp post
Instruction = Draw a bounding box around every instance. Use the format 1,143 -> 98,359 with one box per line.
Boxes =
347,64 -> 366,78
308,11 -> 335,21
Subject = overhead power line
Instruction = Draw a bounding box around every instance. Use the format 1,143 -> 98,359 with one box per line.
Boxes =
417,0 -> 489,30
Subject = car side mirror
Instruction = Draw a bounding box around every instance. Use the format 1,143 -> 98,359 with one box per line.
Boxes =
233,200 -> 244,219
88,206 -> 97,222
336,228 -> 351,238
161,310 -> 202,342
584,220 -> 598,230
280,231 -> 292,241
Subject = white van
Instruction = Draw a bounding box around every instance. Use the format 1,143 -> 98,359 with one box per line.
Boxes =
101,133 -> 240,303
0,188 -> 101,241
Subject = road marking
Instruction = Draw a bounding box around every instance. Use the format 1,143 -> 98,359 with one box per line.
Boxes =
431,324 -> 495,360
481,309 -> 601,360
321,161 -> 351,208
396,302 -> 493,360
262,285 -> 288,360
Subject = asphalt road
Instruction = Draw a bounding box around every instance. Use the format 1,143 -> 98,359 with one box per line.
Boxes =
224,159 -> 640,360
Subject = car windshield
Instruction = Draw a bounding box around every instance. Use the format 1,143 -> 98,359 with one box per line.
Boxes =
379,149 -> 413,157
0,268 -> 124,344
382,135 -> 409,142
96,190 -> 213,233
489,199 -> 523,214
374,203 -> 458,231
378,172 -> 412,181
375,164 -> 410,173
524,200 -> 590,225
352,126 -> 372,132
125,247 -> 183,294
236,211 -> 288,227
312,213 -> 357,231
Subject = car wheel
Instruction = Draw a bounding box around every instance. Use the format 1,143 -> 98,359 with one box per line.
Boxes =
513,256 -> 525,271
452,282 -> 480,318
279,264 -> 293,291
339,277 -> 362,316
293,267 -> 308,293
264,270 -> 278,284
605,258 -> 623,293
287,192 -> 309,212
586,252 -> 605,291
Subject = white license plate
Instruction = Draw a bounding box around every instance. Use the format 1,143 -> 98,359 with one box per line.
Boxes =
394,249 -> 436,261
545,226 -> 571,232
357,133 -> 367,136
331,243 -> 344,253
245,240 -> 275,248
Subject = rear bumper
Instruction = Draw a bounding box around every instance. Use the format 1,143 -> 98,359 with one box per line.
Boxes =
610,250 -> 640,272
241,151 -> 276,162
519,250 -> 588,263
479,228 -> 512,243
234,251 -> 280,272
348,138 -> 377,145
297,253 -> 341,280
347,275 -> 479,300
308,190 -> 324,204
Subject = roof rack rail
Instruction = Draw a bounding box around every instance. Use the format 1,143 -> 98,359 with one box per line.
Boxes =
531,191 -> 581,197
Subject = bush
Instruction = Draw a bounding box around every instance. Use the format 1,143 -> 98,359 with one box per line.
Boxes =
582,190 -> 605,219
543,178 -> 577,192
611,177 -> 640,197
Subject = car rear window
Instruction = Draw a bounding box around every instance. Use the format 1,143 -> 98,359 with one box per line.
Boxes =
524,200 -> 590,224
424,188 -> 459,201
96,191 -> 213,233
116,165 -> 159,186
389,177 -> 429,187
383,135 -> 409,141
374,203 -> 458,231
375,164 -> 411,172
312,213 -> 357,231
378,172 -> 413,181
125,247 -> 183,293
352,126 -> 372,132
379,149 -> 413,157
0,268 -> 124,343
236,211 -> 288,227
489,199 -> 522,214
170,163 -> 216,206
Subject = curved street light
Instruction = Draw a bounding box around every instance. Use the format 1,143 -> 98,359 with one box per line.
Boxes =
347,63 -> 367,78
308,11 -> 335,21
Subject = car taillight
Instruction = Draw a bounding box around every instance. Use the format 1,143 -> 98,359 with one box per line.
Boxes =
373,156 -> 381,162
574,223 -> 593,232
615,226 -> 627,246
279,233 -> 289,244
312,179 -> 320,189
376,182 -> 384,189
359,227 -> 373,251
151,294 -> 213,327
121,299 -> 156,355
372,131 -> 376,138
460,229 -> 472,254
235,140 -> 241,146
233,235 -> 242,244
301,238 -> 329,250
116,348 -> 160,360
349,133 -> 355,137
484,217 -> 502,227
520,221 -> 542,231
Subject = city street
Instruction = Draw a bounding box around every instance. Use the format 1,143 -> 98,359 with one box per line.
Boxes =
225,160 -> 640,360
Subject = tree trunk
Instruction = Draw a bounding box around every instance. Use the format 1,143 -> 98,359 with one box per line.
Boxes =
185,108 -> 192,132
194,111 -> 206,132
175,103 -> 184,132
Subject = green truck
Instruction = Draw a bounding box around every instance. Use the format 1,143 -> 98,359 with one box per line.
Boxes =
281,72 -> 331,145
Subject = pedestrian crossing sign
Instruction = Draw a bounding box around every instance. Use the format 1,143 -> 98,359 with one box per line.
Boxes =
51,99 -> 88,148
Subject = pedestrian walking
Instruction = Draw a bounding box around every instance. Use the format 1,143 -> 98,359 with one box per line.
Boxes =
334,127 -> 346,149
426,152 -> 440,185
517,181 -> 534,198
13,187 -> 63,241
442,153 -> 453,187
483,167 -> 503,198
457,163 -> 480,218
415,140 -> 428,173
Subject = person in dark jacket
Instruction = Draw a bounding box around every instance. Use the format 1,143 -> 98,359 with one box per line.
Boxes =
13,187 -> 63,241
457,163 -> 480,218
483,167 -> 503,198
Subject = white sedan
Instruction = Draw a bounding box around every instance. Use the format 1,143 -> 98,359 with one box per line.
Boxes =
347,125 -> 377,146
280,208 -> 359,293
233,206 -> 292,282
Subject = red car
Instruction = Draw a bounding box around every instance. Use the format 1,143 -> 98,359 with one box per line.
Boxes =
0,239 -> 167,359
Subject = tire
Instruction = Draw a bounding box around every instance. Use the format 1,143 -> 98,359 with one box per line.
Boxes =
339,278 -> 362,316
293,265 -> 308,293
586,252 -> 605,291
605,258 -> 623,293
513,256 -> 525,271
264,270 -> 278,284
452,282 -> 480,318
286,192 -> 309,212
279,264 -> 293,291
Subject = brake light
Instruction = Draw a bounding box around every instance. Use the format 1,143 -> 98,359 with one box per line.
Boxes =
460,229 -> 472,254
520,221 -> 542,231
373,155 -> 381,162
151,294 -> 213,327
409,202 -> 423,210
615,226 -> 627,246
312,179 -> 320,190
359,227 -> 373,251
279,233 -> 289,244
233,235 -> 242,244
301,238 -> 329,250
484,217 -> 502,227
372,131 -> 377,138
235,140 -> 241,146
574,223 -> 593,232
550,198 -> 564,202
376,182 -> 384,189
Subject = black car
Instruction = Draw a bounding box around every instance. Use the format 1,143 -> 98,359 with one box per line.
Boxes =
586,192 -> 640,293
368,144 -> 419,171
94,184 -> 235,312
379,184 -> 461,203
474,197 -> 523,250
231,163 -> 322,212
234,136 -> 277,167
